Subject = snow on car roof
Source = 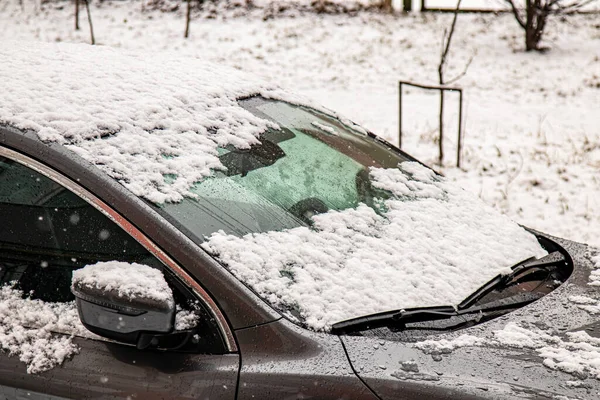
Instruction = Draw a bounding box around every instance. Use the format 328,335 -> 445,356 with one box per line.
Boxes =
0,41 -> 305,203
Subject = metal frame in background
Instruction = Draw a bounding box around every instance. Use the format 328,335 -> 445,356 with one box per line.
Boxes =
398,81 -> 464,168
421,1 -> 510,13
419,0 -> 600,14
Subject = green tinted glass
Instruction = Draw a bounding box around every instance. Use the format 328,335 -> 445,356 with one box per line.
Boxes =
157,97 -> 409,240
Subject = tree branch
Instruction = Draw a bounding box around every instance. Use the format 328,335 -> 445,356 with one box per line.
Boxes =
552,0 -> 595,13
445,54 -> 475,85
505,0 -> 526,29
438,0 -> 463,85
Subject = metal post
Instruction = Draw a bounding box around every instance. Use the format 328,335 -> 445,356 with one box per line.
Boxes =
398,82 -> 403,149
457,89 -> 463,168
438,89 -> 444,166
398,80 -> 465,168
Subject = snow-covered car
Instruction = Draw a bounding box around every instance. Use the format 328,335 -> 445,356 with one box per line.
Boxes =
0,41 -> 599,399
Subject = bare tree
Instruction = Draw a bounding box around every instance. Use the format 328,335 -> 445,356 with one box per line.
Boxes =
436,0 -> 472,165
185,0 -> 192,38
505,0 -> 595,52
83,0 -> 95,45
75,0 -> 80,30
438,0 -> 468,87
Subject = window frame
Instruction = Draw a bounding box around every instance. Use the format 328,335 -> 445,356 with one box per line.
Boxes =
0,145 -> 238,353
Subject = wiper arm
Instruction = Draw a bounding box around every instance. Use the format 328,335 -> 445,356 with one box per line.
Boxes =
458,251 -> 565,310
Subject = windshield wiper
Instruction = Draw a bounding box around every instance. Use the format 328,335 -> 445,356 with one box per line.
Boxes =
331,292 -> 543,335
393,291 -> 542,325
457,251 -> 565,309
331,252 -> 566,335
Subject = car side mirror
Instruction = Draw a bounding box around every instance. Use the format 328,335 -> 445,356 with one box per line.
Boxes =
71,261 -> 176,348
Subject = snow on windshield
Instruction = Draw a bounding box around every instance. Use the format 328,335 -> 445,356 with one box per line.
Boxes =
202,162 -> 547,331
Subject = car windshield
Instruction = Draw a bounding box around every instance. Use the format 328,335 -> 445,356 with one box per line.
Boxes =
158,97 -> 409,238
154,96 -> 547,332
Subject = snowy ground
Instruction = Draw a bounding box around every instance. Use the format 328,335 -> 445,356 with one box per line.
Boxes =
1,0 -> 599,246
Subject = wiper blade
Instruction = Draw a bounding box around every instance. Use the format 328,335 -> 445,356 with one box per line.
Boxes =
331,292 -> 544,335
393,292 -> 543,324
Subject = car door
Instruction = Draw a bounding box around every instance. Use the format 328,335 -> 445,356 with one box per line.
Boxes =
0,150 -> 239,399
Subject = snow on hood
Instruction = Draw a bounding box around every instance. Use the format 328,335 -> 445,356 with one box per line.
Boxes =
416,322 -> 600,381
0,41 -> 305,203
202,162 -> 548,331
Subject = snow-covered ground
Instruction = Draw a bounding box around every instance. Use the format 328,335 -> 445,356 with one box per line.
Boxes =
1,0 -> 599,246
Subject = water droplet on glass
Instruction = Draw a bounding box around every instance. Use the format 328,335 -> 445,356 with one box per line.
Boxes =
70,213 -> 80,225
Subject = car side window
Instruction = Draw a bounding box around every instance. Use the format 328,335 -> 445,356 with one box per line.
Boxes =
0,155 -> 224,353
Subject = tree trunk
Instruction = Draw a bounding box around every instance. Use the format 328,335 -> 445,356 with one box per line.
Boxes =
524,7 -> 547,51
525,27 -> 540,51
83,0 -> 95,45
75,0 -> 80,31
522,0 -> 549,52
184,0 -> 192,38
381,0 -> 393,12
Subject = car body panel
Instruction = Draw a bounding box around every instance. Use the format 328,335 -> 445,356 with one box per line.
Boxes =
235,318 -> 378,399
0,336 -> 239,399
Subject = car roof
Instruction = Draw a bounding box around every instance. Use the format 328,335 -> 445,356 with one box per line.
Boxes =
0,41 -> 308,203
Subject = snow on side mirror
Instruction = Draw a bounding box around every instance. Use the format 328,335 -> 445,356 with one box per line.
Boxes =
71,261 -> 175,346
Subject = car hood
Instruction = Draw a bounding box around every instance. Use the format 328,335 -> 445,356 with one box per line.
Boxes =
340,235 -> 600,399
